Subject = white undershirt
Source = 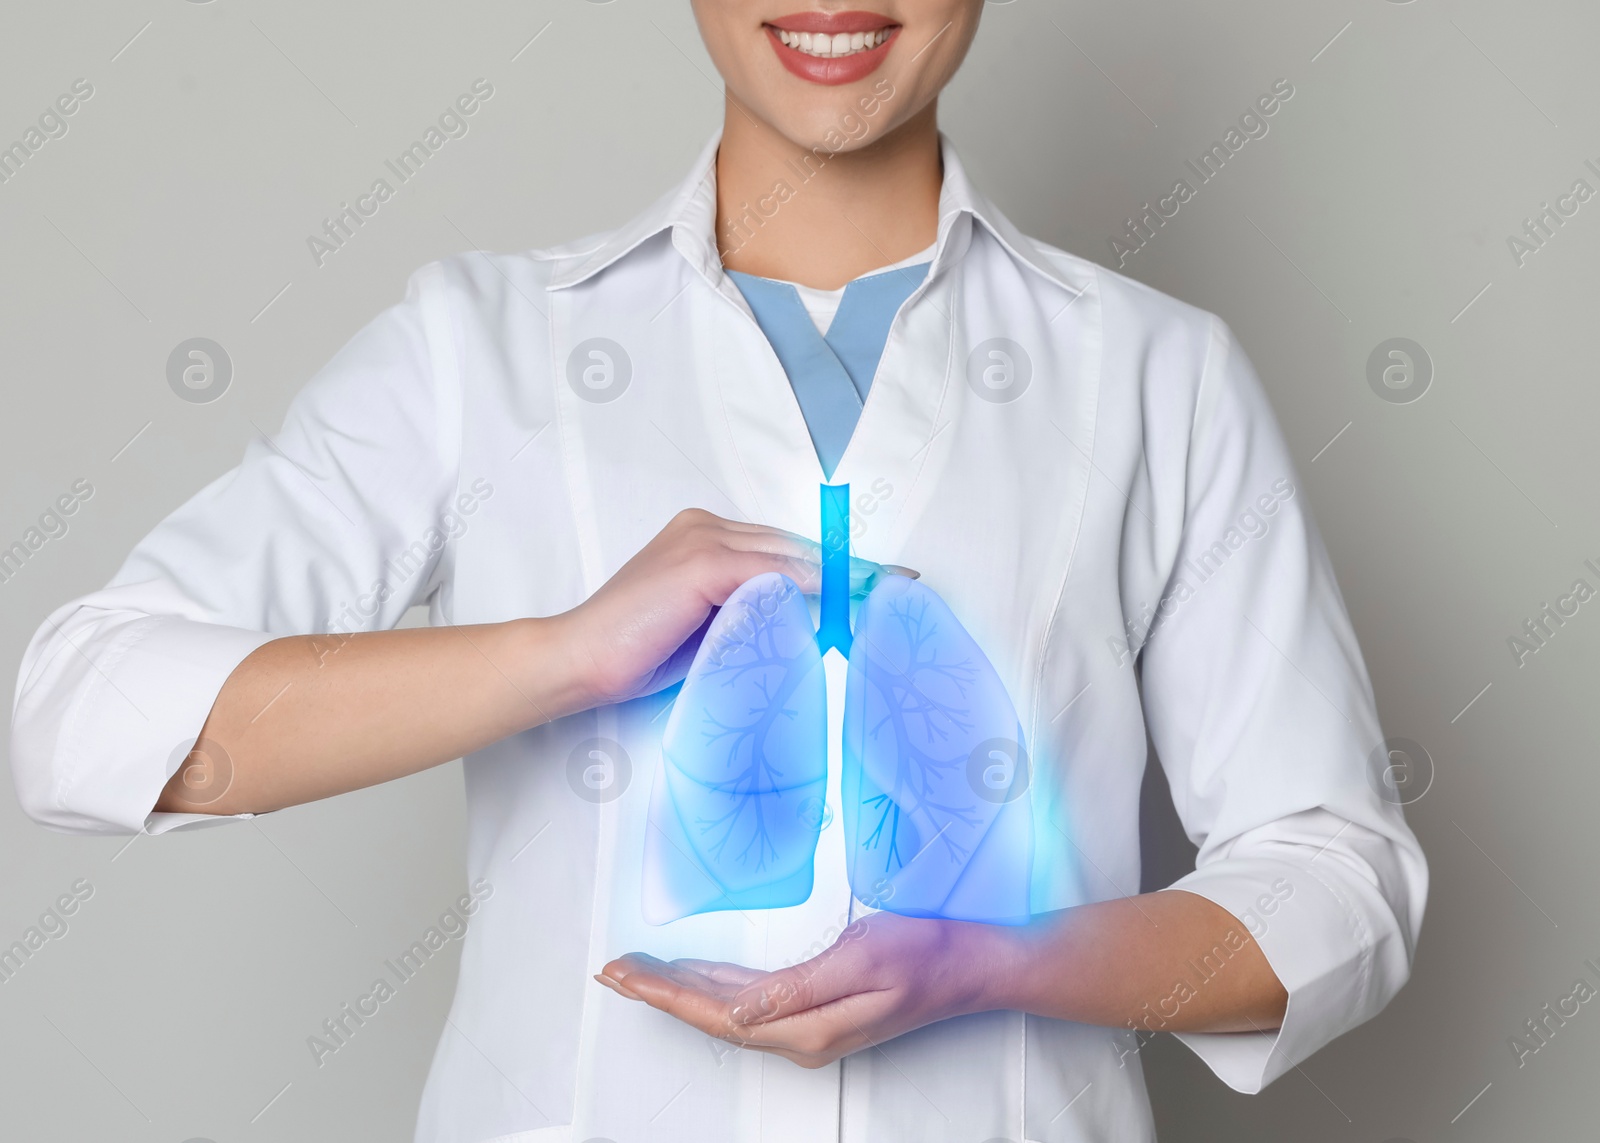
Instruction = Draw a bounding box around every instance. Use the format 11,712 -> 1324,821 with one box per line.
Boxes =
783,242 -> 937,336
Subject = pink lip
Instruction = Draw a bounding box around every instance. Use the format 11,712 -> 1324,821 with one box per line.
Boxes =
768,10 -> 897,34
764,14 -> 899,87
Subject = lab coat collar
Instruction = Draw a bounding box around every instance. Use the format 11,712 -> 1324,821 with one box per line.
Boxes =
543,130 -> 1077,295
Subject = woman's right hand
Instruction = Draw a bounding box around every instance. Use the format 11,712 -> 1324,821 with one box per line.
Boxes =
553,508 -> 904,710
155,508 -> 908,816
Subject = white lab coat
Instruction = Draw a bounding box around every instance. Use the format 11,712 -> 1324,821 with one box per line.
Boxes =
11,134 -> 1426,1142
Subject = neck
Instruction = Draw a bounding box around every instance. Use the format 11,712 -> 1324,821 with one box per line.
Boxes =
715,98 -> 943,290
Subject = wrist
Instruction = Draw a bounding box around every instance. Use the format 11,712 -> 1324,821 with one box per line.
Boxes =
505,613 -> 601,725
966,908 -> 1088,1018
956,916 -> 1038,1016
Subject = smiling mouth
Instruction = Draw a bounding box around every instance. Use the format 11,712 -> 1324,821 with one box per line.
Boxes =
770,26 -> 895,59
763,11 -> 901,84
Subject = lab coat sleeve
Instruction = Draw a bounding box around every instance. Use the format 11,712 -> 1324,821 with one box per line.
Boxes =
1136,315 -> 1428,1092
10,262 -> 463,836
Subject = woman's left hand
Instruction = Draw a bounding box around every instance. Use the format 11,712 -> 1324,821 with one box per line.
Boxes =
595,912 -> 1015,1069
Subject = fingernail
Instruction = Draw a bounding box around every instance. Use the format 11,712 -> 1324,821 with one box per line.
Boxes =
728,992 -> 777,1025
884,564 -> 920,579
595,973 -> 641,1000
728,1002 -> 759,1026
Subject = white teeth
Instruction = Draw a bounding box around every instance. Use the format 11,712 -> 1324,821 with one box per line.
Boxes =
777,26 -> 889,58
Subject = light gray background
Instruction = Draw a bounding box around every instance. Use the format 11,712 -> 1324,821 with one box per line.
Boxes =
2,0 -> 1596,1139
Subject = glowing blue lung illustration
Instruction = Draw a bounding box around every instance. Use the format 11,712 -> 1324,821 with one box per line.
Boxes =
842,575 -> 1033,925
643,485 -> 1033,927
642,572 -> 829,924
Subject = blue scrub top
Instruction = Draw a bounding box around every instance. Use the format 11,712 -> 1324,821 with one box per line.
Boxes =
728,262 -> 930,479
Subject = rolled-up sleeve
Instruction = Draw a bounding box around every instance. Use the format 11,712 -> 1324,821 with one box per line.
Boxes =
1137,316 -> 1428,1091
10,262 -> 463,836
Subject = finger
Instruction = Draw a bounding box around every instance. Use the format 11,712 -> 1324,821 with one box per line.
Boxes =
848,556 -> 881,597
727,943 -> 872,1026
594,973 -> 642,1000
731,535 -> 885,585
849,557 -> 923,596
720,528 -> 897,584
714,552 -> 823,598
602,955 -> 718,1005
719,989 -> 897,1060
710,528 -> 921,601
710,517 -> 793,537
722,537 -> 883,597
603,952 -> 718,989
602,954 -> 744,1038
631,608 -> 719,696
721,527 -> 820,562
703,516 -> 921,582
691,525 -> 819,592
672,958 -> 767,988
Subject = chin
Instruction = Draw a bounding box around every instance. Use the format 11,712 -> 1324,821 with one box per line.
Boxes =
749,73 -> 908,156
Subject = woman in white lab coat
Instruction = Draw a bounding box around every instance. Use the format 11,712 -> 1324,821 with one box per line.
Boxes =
11,3 -> 1425,1141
